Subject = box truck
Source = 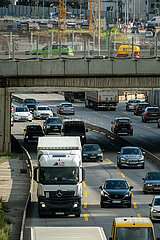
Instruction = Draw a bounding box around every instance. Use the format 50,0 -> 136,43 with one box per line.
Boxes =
34,136 -> 84,217
31,227 -> 107,240
85,90 -> 119,110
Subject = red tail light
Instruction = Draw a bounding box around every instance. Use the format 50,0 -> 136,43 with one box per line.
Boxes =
71,108 -> 74,110
130,124 -> 132,127
61,108 -> 64,110
145,112 -> 149,115
129,104 -> 132,106
115,124 -> 119,127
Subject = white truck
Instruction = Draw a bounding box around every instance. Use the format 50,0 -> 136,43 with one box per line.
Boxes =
85,90 -> 119,110
34,136 -> 84,217
31,227 -> 107,240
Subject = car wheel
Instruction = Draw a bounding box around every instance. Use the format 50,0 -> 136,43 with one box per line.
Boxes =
130,132 -> 133,136
100,159 -> 103,162
100,201 -> 105,208
142,117 -> 144,122
29,120 -> 32,122
75,213 -> 80,218
158,123 -> 160,128
141,164 -> 144,169
128,202 -> 131,208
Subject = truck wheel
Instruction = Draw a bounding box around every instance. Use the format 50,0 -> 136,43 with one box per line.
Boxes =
85,100 -> 89,108
100,201 -> 105,208
75,213 -> 80,217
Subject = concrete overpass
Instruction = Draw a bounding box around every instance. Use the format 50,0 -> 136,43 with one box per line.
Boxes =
0,58 -> 160,152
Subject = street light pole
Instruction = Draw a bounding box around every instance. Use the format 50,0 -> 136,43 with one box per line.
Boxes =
43,0 -> 44,19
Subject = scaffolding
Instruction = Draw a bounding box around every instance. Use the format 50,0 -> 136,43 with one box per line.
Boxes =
58,0 -> 66,43
89,0 -> 101,37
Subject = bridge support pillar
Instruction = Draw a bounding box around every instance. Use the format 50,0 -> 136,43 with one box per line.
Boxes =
0,88 -> 11,153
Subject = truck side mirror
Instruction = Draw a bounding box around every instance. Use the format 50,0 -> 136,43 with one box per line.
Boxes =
82,168 -> 85,181
34,167 -> 38,182
86,128 -> 88,132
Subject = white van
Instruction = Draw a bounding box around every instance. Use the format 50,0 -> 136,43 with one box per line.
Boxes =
147,16 -> 160,26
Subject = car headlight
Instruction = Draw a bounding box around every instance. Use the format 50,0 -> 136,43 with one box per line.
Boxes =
102,190 -> 109,196
138,156 -> 144,160
120,158 -> 127,161
81,136 -> 85,138
152,209 -> 158,213
97,153 -> 103,157
146,184 -> 153,187
83,154 -> 88,156
47,126 -> 50,128
124,192 -> 130,197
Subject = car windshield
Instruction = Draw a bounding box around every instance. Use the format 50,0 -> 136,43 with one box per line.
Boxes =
147,173 -> 160,180
27,126 -> 42,131
61,104 -> 72,108
38,107 -> 50,110
139,104 -> 149,108
116,227 -> 154,240
24,99 -> 36,103
83,145 -> 101,151
117,119 -> 130,124
122,148 -> 141,155
104,181 -> 128,189
154,198 -> 160,205
47,118 -> 62,124
39,167 -> 79,184
16,107 -> 29,112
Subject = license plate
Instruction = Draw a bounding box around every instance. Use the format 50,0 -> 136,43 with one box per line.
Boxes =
90,156 -> 96,158
154,187 -> 160,190
32,136 -> 38,138
54,126 -> 58,128
122,128 -> 127,130
112,200 -> 121,203
55,212 -> 64,215
129,162 -> 138,164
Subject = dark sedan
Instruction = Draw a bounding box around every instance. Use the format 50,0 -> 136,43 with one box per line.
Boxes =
22,98 -> 39,112
43,117 -> 62,134
24,124 -> 44,143
142,107 -> 160,122
111,117 -> 133,136
82,144 -> 103,162
99,179 -> 133,208
142,172 -> 160,194
134,102 -> 150,115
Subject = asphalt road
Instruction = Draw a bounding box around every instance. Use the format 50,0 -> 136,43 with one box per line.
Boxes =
11,92 -> 160,239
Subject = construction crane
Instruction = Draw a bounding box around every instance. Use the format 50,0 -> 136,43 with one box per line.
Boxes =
58,0 -> 66,43
89,0 -> 101,37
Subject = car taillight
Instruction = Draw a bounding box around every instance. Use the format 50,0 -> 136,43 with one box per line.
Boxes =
145,112 -> 149,115
71,108 -> 74,110
137,108 -> 140,110
130,124 -> 132,127
129,104 -> 132,106
61,108 -> 64,110
115,124 -> 118,127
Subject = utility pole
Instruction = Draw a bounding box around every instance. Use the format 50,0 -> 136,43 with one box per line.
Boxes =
116,0 -> 118,26
133,0 -> 135,22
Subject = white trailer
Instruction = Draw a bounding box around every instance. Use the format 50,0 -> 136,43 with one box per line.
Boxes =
31,227 -> 107,240
85,90 -> 119,110
34,136 -> 84,217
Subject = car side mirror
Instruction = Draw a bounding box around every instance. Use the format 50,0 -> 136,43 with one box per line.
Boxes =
142,178 -> 144,180
149,203 -> 152,207
118,152 -> 120,155
142,152 -> 145,155
99,185 -> 102,190
111,121 -> 113,124
130,186 -> 134,190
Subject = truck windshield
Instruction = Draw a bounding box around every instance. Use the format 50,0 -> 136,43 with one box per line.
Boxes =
116,227 -> 154,240
39,167 -> 79,184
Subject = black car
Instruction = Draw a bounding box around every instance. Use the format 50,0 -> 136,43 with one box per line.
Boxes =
134,102 -> 150,115
99,179 -> 133,208
142,172 -> 160,194
22,98 -> 39,112
24,124 -> 44,143
131,26 -> 139,33
82,144 -> 103,162
43,117 -> 62,134
142,107 -> 160,122
111,117 -> 133,136
158,118 -> 160,128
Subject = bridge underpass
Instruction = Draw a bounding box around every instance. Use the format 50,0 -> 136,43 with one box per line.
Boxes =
0,58 -> 160,152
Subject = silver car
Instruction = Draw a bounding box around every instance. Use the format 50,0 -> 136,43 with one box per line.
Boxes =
33,105 -> 53,119
57,103 -> 75,115
126,99 -> 141,111
149,195 -> 160,222
117,146 -> 145,169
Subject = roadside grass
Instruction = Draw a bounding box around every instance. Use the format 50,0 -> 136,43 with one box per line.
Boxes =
0,198 -> 12,240
0,153 -> 17,164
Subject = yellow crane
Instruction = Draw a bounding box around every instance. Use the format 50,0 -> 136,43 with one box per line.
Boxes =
58,0 -> 66,43
89,0 -> 101,37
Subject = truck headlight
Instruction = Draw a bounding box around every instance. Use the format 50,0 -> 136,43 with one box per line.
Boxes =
73,202 -> 79,208
152,209 -> 158,213
40,202 -> 46,208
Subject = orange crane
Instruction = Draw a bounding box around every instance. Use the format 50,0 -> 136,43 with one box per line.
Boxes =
89,0 -> 101,37
58,0 -> 66,42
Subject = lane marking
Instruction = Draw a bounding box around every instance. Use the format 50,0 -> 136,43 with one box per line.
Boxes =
115,166 -> 119,170
123,112 -> 129,114
84,214 -> 88,221
134,116 -> 141,118
37,122 -> 43,125
121,173 -> 125,178
141,135 -> 146,138
137,213 -> 141,217
75,115 -> 80,117
87,119 -> 91,121
83,182 -> 86,187
84,191 -> 87,197
84,202 -> 87,209
20,127 -> 25,130
144,125 -> 151,129
133,202 -> 137,209
97,122 -> 104,125
103,115 -> 109,118
131,192 -> 134,197
94,112 -> 98,114
106,158 -> 112,162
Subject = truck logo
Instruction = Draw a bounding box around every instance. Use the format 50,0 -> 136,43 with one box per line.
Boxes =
56,190 -> 63,198
53,161 -> 65,166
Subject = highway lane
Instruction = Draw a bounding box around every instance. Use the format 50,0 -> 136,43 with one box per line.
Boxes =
12,92 -> 160,158
11,105 -> 160,239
